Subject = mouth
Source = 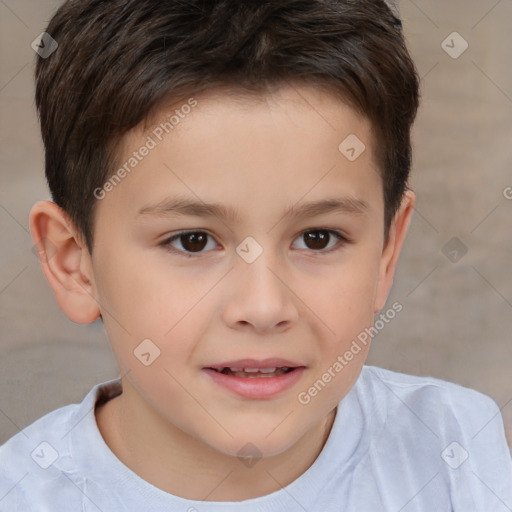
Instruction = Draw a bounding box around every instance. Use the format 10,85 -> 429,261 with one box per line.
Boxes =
202,358 -> 306,398
205,358 -> 305,378
207,367 -> 297,378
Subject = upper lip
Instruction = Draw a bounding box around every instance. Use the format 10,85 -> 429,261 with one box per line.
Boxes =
206,358 -> 305,370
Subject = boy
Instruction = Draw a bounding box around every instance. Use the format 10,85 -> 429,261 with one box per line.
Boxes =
1,0 -> 511,510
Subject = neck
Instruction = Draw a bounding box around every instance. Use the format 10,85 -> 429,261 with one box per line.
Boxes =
95,379 -> 336,502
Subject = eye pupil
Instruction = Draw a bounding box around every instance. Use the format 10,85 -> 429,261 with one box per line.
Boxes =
305,230 -> 329,250
181,232 -> 207,252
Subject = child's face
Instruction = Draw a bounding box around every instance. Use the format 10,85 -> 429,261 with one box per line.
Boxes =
50,85 -> 413,458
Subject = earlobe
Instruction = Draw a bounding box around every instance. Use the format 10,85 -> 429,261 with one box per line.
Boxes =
29,200 -> 101,324
373,190 -> 415,313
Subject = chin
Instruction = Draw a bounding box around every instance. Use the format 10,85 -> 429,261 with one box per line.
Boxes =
208,431 -> 299,461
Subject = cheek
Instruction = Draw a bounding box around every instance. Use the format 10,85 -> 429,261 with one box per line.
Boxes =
94,247 -> 187,328
93,249 -> 210,368
321,246 -> 381,328
300,255 -> 379,407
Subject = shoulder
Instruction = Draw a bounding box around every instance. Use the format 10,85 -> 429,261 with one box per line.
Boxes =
0,401 -> 78,510
359,364 -> 501,424
361,366 -> 499,413
0,400 -> 79,469
0,379 -> 121,511
354,366 -> 512,509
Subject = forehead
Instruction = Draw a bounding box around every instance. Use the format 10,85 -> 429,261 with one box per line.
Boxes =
102,84 -> 382,224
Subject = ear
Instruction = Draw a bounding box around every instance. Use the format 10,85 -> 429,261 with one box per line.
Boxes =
29,200 -> 101,324
373,190 -> 415,313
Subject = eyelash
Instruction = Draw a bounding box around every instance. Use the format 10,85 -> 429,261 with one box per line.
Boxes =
159,228 -> 351,258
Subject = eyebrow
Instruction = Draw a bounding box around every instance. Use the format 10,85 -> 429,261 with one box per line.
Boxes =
137,195 -> 368,222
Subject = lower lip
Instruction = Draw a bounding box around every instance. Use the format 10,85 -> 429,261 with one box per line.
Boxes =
202,367 -> 306,399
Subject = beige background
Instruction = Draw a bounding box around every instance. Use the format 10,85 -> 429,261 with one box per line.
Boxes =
1,1 -> 511,447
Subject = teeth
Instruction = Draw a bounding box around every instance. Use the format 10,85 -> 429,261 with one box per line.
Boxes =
243,367 -> 276,373
217,367 -> 292,378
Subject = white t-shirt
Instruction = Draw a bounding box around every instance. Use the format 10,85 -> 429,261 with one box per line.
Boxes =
1,365 -> 511,511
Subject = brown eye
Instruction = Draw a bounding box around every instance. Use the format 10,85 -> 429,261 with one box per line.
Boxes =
304,230 -> 330,250
179,232 -> 208,252
293,229 -> 347,253
162,230 -> 216,257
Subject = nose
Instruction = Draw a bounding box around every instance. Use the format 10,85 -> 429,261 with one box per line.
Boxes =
221,250 -> 300,335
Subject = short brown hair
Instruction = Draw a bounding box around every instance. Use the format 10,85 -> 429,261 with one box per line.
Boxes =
35,0 -> 420,253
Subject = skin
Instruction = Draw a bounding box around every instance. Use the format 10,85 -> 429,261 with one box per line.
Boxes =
29,84 -> 415,501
